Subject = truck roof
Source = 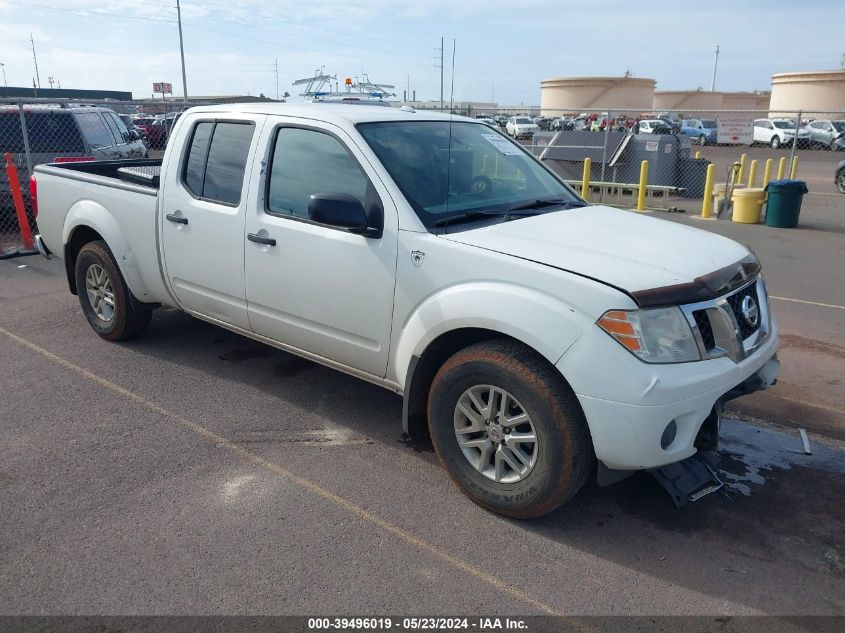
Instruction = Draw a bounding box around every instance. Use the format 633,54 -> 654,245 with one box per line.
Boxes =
185,102 -> 471,126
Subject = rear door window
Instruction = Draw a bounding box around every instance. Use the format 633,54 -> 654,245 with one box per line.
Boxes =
181,120 -> 254,205
76,112 -> 116,149
0,111 -> 85,154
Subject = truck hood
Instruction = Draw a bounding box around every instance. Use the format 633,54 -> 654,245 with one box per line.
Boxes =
441,205 -> 754,304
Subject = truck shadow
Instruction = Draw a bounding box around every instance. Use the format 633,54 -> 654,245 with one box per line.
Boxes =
124,307 -> 845,613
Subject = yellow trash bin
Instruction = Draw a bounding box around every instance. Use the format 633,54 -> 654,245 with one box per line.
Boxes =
731,187 -> 766,224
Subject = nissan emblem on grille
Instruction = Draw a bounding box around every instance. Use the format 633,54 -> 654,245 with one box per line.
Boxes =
741,295 -> 759,328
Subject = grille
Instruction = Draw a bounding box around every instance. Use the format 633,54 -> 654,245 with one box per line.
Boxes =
725,284 -> 760,340
693,310 -> 715,350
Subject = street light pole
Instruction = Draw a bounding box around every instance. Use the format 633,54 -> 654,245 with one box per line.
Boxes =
0,63 -> 8,97
176,0 -> 189,104
710,44 -> 719,92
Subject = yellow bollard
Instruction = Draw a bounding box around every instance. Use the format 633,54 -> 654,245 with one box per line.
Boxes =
637,160 -> 648,211
738,153 -> 748,184
762,158 -> 773,189
747,159 -> 758,188
701,163 -> 716,219
777,156 -> 786,179
694,151 -> 702,159
581,157 -> 591,201
790,156 -> 799,179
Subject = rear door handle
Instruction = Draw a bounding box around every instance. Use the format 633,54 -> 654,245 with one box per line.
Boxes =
248,233 -> 276,246
166,213 -> 188,225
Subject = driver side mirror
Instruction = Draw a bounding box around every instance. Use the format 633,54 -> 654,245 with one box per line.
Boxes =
308,193 -> 379,238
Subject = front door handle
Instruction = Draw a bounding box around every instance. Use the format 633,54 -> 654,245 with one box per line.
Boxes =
166,213 -> 188,225
248,232 -> 276,246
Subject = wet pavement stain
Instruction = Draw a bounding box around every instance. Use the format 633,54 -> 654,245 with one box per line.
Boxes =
274,357 -> 314,378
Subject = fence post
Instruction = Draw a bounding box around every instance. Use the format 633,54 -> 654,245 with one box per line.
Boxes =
762,158 -> 773,189
581,157 -> 591,201
787,110 -> 801,173
747,159 -> 758,188
777,157 -> 787,179
790,156 -> 799,179
700,163 -> 715,219
598,108 -> 611,203
738,153 -> 747,184
16,100 -> 34,176
636,160 -> 648,211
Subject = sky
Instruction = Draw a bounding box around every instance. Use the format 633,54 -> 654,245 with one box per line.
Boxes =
0,0 -> 843,105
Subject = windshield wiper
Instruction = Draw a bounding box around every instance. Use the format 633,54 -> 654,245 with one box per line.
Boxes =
504,198 -> 585,213
433,209 -> 516,227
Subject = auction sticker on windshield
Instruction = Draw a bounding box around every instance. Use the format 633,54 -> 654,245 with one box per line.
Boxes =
482,134 -> 523,155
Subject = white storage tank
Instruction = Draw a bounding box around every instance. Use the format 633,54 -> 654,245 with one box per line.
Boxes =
540,76 -> 656,116
770,70 -> 845,117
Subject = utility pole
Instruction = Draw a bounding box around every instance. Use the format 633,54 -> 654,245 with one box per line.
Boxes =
48,76 -> 55,89
710,44 -> 719,92
449,38 -> 456,113
438,36 -> 444,111
30,33 -> 41,89
274,59 -> 279,101
176,0 -> 189,103
0,63 -> 8,97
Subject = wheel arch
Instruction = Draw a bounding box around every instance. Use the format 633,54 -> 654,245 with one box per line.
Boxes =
62,201 -> 151,301
401,327 -> 585,440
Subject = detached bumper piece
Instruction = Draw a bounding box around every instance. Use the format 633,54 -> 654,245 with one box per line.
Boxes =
650,453 -> 723,508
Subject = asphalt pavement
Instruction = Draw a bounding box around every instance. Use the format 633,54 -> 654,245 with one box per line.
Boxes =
1,248 -> 844,617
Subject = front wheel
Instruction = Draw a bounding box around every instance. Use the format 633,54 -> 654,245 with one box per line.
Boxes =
75,240 -> 152,341
771,136 -> 781,149
428,340 -> 593,518
836,168 -> 845,194
699,135 -> 707,146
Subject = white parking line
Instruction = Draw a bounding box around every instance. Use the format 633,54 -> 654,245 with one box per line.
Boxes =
770,296 -> 845,310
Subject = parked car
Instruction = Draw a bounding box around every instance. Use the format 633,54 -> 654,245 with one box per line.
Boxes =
637,119 -> 673,134
753,119 -> 810,149
804,120 -> 845,150
505,116 -> 539,139
476,118 -> 498,128
33,104 -> 779,518
837,159 -> 845,194
1,105 -> 146,217
494,115 -> 508,128
132,117 -> 165,148
533,117 -> 551,131
679,119 -> 717,145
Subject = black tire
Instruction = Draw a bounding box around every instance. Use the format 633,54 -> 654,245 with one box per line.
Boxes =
698,135 -> 707,146
427,339 -> 593,519
771,136 -> 781,149
836,168 -> 845,195
74,240 -> 152,341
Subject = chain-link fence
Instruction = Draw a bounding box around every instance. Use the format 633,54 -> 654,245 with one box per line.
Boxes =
0,97 -> 206,257
473,106 -> 845,218
2,98 -> 843,257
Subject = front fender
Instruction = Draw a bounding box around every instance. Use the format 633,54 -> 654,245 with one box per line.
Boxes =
390,281 -> 593,388
63,200 -> 151,300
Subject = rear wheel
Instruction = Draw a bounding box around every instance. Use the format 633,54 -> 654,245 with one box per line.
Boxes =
428,340 -> 593,518
75,240 -> 152,341
837,168 -> 845,194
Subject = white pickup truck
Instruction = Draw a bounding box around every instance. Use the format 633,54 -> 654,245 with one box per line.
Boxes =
33,103 -> 779,517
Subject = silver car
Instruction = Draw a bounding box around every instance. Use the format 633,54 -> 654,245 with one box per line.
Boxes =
805,120 -> 845,151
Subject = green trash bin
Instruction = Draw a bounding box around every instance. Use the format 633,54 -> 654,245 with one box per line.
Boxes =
764,179 -> 808,228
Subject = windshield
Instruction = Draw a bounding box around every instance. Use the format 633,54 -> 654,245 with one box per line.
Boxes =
702,120 -> 717,129
357,120 -> 580,229
832,121 -> 845,132
514,118 -> 532,124
773,121 -> 796,129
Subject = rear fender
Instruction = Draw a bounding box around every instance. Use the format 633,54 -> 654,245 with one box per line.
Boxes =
63,200 -> 150,300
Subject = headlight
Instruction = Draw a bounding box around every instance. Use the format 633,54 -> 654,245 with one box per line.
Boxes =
597,307 -> 701,364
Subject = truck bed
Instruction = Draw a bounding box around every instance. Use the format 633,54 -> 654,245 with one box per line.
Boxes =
47,158 -> 163,190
